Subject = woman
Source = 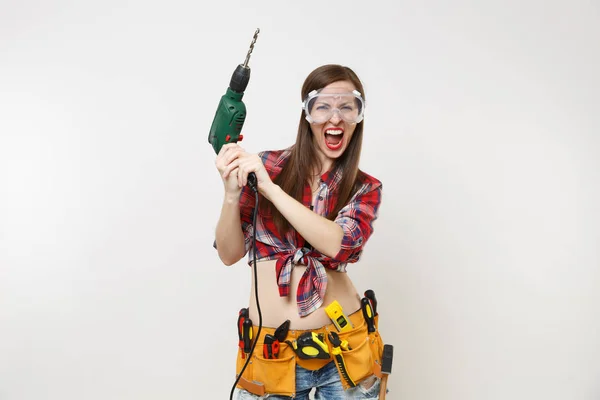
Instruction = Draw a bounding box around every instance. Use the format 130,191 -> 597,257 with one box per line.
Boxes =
215,64 -> 384,399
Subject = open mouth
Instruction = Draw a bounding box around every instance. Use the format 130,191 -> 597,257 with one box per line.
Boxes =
324,128 -> 344,150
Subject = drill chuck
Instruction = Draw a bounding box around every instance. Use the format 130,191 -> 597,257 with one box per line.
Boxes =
229,64 -> 251,93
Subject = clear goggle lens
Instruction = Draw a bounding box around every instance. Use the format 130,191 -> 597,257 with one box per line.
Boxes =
303,89 -> 365,124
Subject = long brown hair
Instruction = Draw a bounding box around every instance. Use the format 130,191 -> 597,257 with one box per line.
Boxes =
263,64 -> 367,235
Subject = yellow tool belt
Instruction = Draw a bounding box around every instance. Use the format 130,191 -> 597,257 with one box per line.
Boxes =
235,310 -> 385,397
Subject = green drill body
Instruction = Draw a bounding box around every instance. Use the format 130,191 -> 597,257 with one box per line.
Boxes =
208,87 -> 246,154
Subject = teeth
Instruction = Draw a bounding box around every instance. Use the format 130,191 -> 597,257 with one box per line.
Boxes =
325,130 -> 343,135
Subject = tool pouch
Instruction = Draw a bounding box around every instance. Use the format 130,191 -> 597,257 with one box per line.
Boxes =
234,311 -> 385,396
235,341 -> 296,397
328,314 -> 384,390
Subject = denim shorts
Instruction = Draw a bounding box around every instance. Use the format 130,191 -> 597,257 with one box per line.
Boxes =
234,361 -> 381,399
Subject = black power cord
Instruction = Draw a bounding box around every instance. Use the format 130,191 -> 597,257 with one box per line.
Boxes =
229,172 -> 262,400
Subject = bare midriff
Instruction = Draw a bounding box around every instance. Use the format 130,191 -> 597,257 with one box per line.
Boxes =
247,259 -> 362,330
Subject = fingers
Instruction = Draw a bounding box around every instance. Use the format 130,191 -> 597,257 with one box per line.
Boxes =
238,164 -> 244,188
237,158 -> 253,187
217,143 -> 244,157
215,143 -> 245,172
225,149 -> 245,167
222,159 -> 240,179
216,143 -> 244,164
217,147 -> 267,189
237,156 -> 264,187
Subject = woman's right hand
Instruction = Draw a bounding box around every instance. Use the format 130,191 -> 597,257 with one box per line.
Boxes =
215,143 -> 245,195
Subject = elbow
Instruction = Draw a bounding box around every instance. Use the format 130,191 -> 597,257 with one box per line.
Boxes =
218,252 -> 243,266
322,244 -> 342,259
321,225 -> 345,258
217,247 -> 246,266
215,236 -> 246,266
219,253 -> 234,266
328,234 -> 363,262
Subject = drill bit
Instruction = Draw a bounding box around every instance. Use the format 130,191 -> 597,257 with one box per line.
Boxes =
243,28 -> 260,68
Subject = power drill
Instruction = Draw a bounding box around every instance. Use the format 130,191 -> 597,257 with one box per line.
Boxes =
208,29 -> 259,190
208,29 -> 259,155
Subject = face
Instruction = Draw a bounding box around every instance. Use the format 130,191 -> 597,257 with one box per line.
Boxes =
308,80 -> 359,163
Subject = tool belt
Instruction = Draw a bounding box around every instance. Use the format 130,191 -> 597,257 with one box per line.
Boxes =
235,308 -> 385,397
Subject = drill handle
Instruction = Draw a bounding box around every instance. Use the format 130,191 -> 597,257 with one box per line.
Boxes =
247,172 -> 257,192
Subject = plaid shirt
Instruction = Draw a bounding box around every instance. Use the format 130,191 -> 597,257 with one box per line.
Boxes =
238,147 -> 382,317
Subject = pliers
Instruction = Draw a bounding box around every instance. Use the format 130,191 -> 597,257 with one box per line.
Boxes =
263,320 -> 290,359
263,334 -> 279,359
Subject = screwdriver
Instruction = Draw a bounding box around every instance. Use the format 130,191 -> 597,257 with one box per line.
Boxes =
361,297 -> 376,333
243,317 -> 253,355
364,289 -> 378,315
237,308 -> 248,357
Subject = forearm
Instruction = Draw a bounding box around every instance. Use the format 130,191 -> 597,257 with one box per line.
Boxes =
215,193 -> 246,266
263,184 -> 343,258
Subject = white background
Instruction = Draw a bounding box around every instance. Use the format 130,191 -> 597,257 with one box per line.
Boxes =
1,0 -> 599,399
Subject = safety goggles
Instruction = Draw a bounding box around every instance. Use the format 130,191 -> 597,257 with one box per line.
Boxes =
302,88 -> 365,124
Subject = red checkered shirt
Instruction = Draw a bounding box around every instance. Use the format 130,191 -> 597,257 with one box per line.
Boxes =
237,147 -> 382,317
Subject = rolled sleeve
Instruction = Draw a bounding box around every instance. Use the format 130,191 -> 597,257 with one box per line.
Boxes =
331,182 -> 382,262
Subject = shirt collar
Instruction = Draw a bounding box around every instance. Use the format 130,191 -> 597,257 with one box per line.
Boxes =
320,166 -> 343,191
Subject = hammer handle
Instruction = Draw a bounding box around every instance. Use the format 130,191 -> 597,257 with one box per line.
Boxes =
379,374 -> 389,399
